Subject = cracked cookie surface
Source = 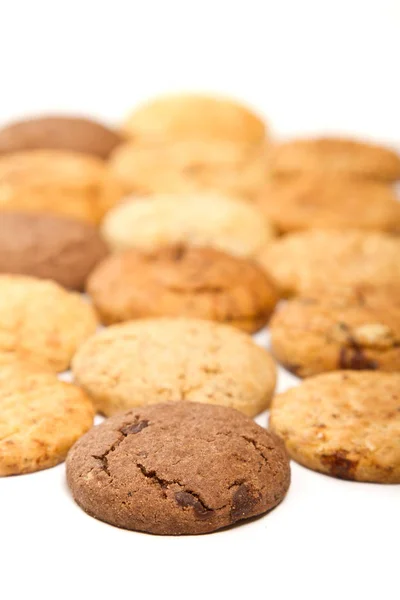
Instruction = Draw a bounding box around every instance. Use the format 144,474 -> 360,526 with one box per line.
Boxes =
72,317 -> 276,416
0,359 -> 94,476
87,245 -> 278,332
270,286 -> 400,377
66,402 -> 290,534
269,371 -> 400,483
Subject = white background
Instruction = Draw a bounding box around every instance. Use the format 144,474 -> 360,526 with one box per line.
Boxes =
0,2 -> 400,599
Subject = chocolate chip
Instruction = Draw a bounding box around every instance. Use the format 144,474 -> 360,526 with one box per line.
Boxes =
175,491 -> 212,520
339,347 -> 378,370
320,450 -> 358,480
120,420 -> 149,435
230,484 -> 258,520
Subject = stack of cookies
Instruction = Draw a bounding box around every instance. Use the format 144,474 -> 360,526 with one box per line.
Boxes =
0,93 -> 399,537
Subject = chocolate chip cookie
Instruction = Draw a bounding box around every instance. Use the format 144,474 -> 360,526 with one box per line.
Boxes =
66,402 -> 290,534
269,371 -> 400,483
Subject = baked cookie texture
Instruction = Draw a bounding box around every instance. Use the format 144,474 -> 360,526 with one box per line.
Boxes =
109,138 -> 268,201
0,115 -> 123,159
66,402 -> 290,535
269,137 -> 400,181
0,360 -> 94,476
270,286 -> 400,377
0,275 -> 98,372
0,212 -> 108,290
259,176 -> 400,233
122,94 -> 267,144
101,193 -> 274,257
87,245 -> 278,332
259,229 -> 400,297
0,150 -> 123,223
72,318 -> 276,417
269,371 -> 400,483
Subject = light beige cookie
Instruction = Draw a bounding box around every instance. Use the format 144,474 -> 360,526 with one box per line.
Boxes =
0,150 -> 123,223
269,137 -> 400,181
270,285 -> 400,376
269,371 -> 400,483
122,94 -> 267,144
259,176 -> 400,233
0,275 -> 98,372
259,229 -> 400,296
72,318 -> 276,417
0,359 -> 94,476
101,193 -> 274,257
87,245 -> 278,332
109,138 -> 268,201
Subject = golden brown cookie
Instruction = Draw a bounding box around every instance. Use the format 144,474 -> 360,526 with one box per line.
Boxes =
0,275 -> 98,371
270,286 -> 400,377
87,245 -> 278,332
259,229 -> 400,297
122,94 -> 267,144
0,150 -> 123,223
0,359 -> 94,476
0,212 -> 108,290
101,193 -> 274,257
269,371 -> 400,483
72,318 -> 276,417
66,402 -> 290,535
259,176 -> 400,233
269,137 -> 400,181
0,115 -> 123,159
109,138 -> 268,201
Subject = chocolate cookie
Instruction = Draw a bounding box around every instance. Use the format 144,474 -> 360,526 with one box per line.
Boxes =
0,212 -> 108,290
269,137 -> 400,181
269,371 -> 400,483
270,286 -> 400,377
0,115 -> 123,159
87,246 -> 278,332
66,402 -> 290,534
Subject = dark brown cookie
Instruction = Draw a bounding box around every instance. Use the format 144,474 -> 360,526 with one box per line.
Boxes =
66,402 -> 290,535
87,245 -> 278,332
0,116 -> 123,159
0,212 -> 108,290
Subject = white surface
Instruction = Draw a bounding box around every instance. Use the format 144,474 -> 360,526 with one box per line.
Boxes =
1,2 -> 400,599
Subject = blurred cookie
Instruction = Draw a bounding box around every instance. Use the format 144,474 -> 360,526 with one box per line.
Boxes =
269,137 -> 400,181
109,139 -> 268,201
101,193 -> 274,257
66,402 -> 290,535
270,286 -> 400,377
122,94 -> 267,144
72,318 -> 276,417
0,150 -> 123,223
0,275 -> 98,371
0,212 -> 108,290
259,176 -> 400,233
0,359 -> 94,476
269,371 -> 400,483
87,245 -> 278,332
0,115 -> 123,159
259,229 -> 400,296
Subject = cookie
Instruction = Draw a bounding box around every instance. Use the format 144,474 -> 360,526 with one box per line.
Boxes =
269,371 -> 400,483
0,115 -> 123,159
101,193 -> 274,257
0,150 -> 123,223
0,212 -> 108,290
259,176 -> 400,233
259,229 -> 400,297
72,318 -> 276,417
109,138 -> 268,201
122,94 -> 267,144
270,286 -> 400,377
87,245 -> 278,332
0,275 -> 98,371
0,359 -> 94,476
269,137 -> 400,181
66,402 -> 290,534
